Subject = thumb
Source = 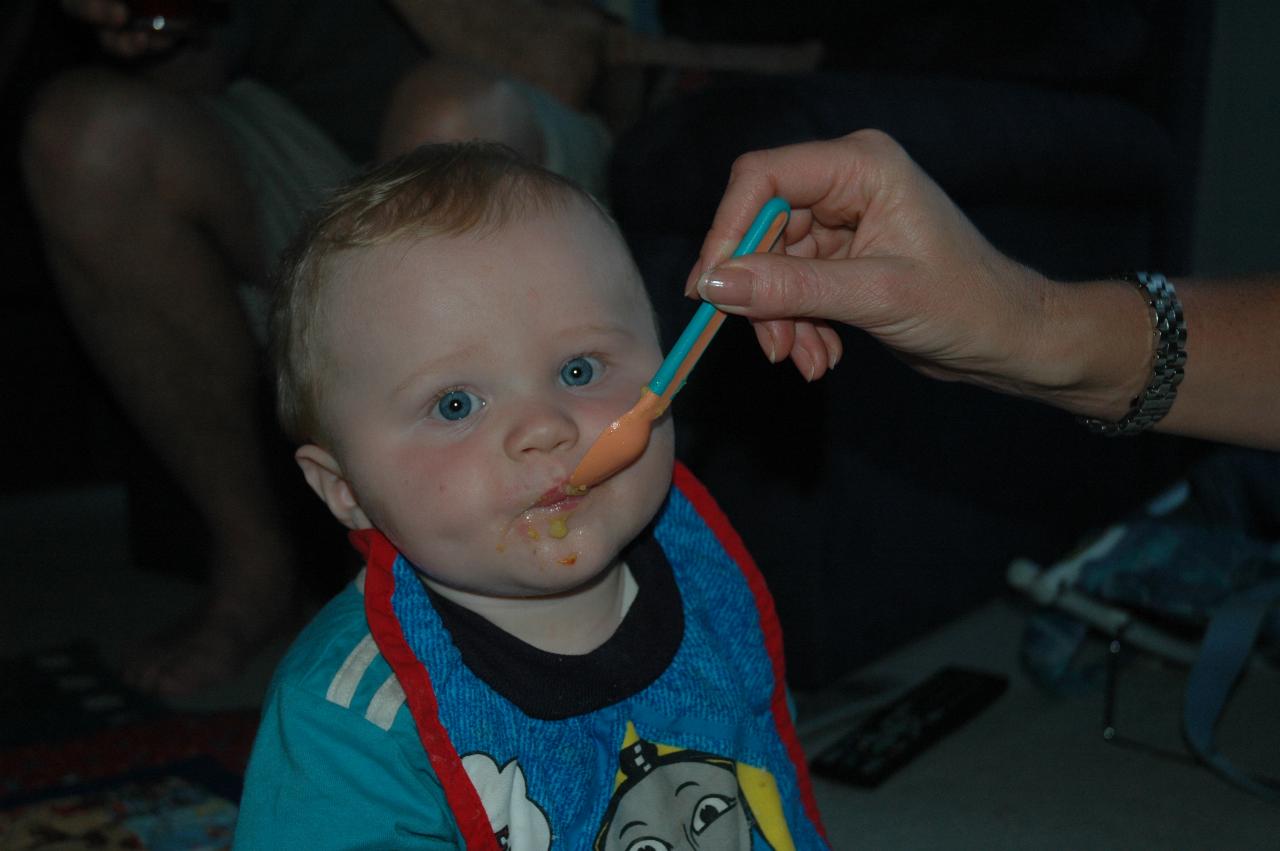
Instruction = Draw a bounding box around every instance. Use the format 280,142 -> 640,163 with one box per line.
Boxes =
696,253 -> 883,324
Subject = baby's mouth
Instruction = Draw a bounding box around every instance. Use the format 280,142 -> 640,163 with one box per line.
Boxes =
531,482 -> 582,511
516,482 -> 584,543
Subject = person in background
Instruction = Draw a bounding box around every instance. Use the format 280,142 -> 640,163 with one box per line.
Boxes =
20,0 -> 623,696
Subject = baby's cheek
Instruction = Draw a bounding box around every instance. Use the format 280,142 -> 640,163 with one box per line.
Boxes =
648,417 -> 677,464
422,446 -> 492,501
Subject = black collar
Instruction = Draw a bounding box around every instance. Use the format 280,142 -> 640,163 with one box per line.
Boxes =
423,533 -> 684,720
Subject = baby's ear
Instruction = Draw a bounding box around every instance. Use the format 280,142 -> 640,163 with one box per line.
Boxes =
294,444 -> 372,530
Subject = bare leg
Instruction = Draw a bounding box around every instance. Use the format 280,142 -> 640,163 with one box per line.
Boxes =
377,58 -> 547,162
22,69 -> 300,697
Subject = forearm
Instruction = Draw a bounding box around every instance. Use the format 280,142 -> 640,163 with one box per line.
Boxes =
1038,274 -> 1280,449
1156,276 -> 1280,448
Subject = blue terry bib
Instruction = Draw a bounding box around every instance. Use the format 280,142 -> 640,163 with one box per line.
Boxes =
361,463 -> 828,849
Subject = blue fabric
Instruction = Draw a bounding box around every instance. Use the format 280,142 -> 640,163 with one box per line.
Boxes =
1020,609 -> 1095,694
391,485 -> 826,848
1021,449 -> 1280,691
1074,521 -> 1280,636
1183,577 -> 1280,800
1016,448 -> 1280,801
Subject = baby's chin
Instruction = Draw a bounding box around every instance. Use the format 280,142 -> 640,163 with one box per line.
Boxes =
415,552 -> 624,603
513,541 -> 628,593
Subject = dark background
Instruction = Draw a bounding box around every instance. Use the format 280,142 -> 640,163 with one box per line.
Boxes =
1,1 -> 1278,685
7,6 -> 1280,485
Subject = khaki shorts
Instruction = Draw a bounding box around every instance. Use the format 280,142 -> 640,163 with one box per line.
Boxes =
204,78 -> 356,345
206,77 -> 614,344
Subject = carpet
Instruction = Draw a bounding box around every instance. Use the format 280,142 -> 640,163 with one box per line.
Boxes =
0,643 -> 259,850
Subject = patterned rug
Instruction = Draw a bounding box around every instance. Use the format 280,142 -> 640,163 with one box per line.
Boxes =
0,643 -> 257,850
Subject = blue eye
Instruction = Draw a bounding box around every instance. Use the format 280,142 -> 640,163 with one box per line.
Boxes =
436,389 -> 479,421
560,356 -> 598,387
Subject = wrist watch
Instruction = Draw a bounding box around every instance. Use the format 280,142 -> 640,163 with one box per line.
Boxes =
1079,271 -> 1186,436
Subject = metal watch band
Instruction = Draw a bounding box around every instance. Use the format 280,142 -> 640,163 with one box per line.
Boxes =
1080,271 -> 1187,436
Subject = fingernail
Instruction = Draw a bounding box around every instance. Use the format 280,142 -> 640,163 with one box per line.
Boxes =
793,347 -> 814,381
696,265 -> 752,307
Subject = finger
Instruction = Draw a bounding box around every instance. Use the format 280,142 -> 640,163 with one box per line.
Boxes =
685,132 -> 897,295
115,30 -> 152,57
70,0 -> 130,27
684,139 -> 851,295
752,322 -> 777,363
99,30 -> 138,55
752,319 -> 794,365
684,156 -> 787,296
790,320 -> 828,381
684,206 -> 815,302
104,28 -> 174,57
815,321 -> 844,370
697,251 -> 898,328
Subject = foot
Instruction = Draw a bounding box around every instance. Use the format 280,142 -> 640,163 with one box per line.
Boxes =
122,548 -> 304,699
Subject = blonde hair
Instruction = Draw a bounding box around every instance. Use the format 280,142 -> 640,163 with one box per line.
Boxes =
271,141 -> 609,446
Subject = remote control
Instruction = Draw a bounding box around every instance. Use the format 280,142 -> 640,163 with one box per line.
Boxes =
809,666 -> 1008,787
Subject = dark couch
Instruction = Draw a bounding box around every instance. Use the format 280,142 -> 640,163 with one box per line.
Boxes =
610,1 -> 1214,686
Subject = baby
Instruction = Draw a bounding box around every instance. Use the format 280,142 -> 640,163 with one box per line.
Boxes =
234,142 -> 828,849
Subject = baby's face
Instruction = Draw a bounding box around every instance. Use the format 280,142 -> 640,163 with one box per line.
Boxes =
314,201 -> 674,598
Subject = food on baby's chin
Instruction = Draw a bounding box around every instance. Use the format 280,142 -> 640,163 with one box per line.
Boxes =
548,517 -> 569,539
526,527 -> 540,541
558,554 -> 577,566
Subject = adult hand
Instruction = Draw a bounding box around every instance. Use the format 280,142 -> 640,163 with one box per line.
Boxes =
688,130 -> 1280,450
62,0 -> 177,58
685,130 -> 1089,404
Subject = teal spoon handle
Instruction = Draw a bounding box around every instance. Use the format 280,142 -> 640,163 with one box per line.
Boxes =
649,196 -> 791,396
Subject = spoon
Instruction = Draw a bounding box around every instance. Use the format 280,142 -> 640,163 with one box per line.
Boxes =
567,197 -> 790,491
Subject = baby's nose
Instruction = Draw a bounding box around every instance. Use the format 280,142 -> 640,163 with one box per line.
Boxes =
503,399 -> 579,459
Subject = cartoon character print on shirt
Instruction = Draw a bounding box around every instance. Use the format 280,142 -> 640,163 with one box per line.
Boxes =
594,723 -> 796,851
462,753 -> 552,850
